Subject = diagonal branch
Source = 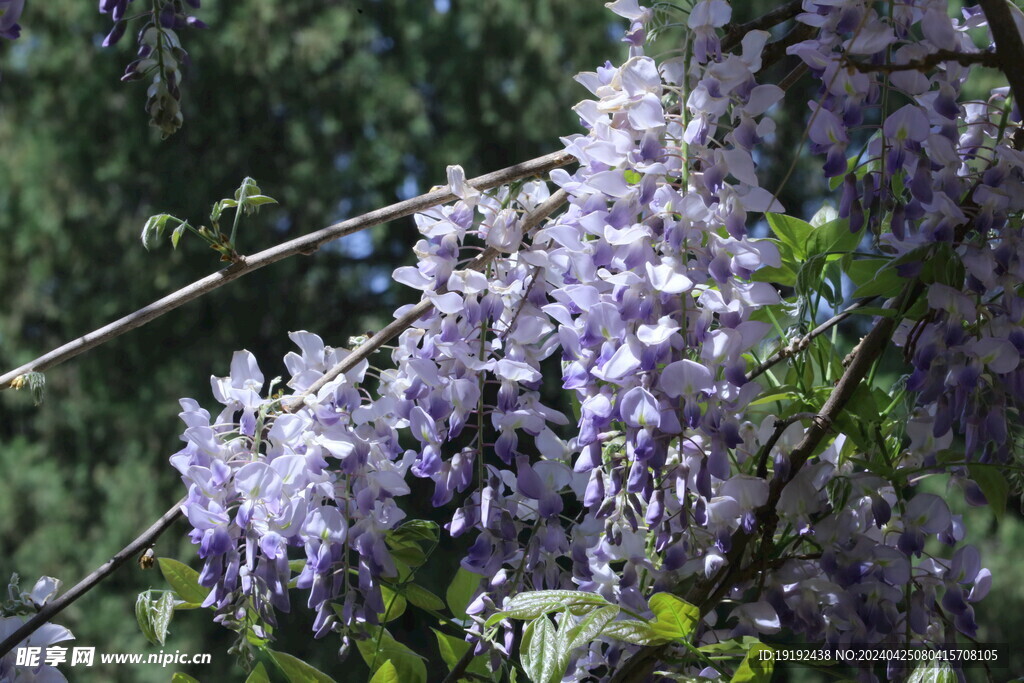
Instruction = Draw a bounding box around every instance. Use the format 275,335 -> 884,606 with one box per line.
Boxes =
610,288 -> 904,683
721,1 -> 803,52
0,498 -> 187,659
0,151 -> 574,391
747,296 -> 877,382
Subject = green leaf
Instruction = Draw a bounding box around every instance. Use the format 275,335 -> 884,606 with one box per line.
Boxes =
565,605 -> 618,652
431,628 -> 469,670
388,545 -> 427,570
246,663 -> 272,683
751,263 -> 797,288
623,169 -> 642,185
368,661 -> 399,683
136,590 -> 175,647
268,649 -> 337,683
210,198 -> 237,223
906,662 -> 957,683
804,217 -> 859,259
385,520 -> 440,572
430,629 -> 490,678
969,464 -> 1008,523
445,568 -> 481,622
141,213 -> 174,250
355,627 -> 427,683
846,258 -> 889,288
731,643 -> 774,683
648,593 -> 699,641
766,213 -> 813,259
158,558 -> 211,605
171,223 -> 187,249
699,636 -> 763,655
243,195 -> 278,209
601,619 -> 663,645
379,585 -> 407,622
235,177 -> 260,199
750,386 -> 801,407
387,519 -> 440,546
851,263 -> 906,299
171,674 -> 201,683
795,253 -> 827,301
404,584 -> 445,612
489,590 -> 610,625
520,616 -> 567,683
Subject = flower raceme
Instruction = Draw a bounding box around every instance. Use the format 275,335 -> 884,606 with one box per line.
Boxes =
164,1 -> 1017,680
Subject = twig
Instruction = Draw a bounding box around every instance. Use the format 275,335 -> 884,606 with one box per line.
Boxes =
754,412 -> 820,479
286,189 -> 569,409
761,23 -> 817,72
0,152 -> 574,391
845,49 -> 1000,73
0,498 -> 186,659
747,297 -> 878,382
721,1 -> 803,52
440,646 -> 477,683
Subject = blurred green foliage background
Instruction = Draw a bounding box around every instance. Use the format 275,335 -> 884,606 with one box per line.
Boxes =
0,1 -> 1019,681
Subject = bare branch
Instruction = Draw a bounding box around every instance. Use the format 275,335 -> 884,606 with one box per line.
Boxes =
440,646 -> 477,683
0,498 -> 186,659
761,22 -> 817,72
0,151 -> 574,391
721,1 -> 803,52
747,296 -> 878,382
845,49 -> 1000,73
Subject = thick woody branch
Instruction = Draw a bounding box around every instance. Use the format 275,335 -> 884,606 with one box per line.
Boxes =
0,498 -> 186,659
612,306 -> 901,682
0,151 -> 574,391
979,0 -> 1024,110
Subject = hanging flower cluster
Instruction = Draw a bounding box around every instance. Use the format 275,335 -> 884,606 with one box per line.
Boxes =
165,1 -> 1019,680
99,0 -> 207,137
788,0 -> 1024,530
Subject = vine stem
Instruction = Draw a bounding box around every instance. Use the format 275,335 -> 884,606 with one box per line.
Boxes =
0,498 -> 187,659
0,151 -> 574,391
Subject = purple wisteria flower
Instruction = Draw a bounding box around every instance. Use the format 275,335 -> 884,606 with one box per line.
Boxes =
0,0 -> 24,40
